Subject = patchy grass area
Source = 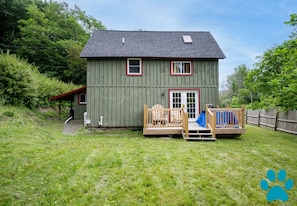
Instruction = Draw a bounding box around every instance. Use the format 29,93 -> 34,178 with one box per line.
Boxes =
0,106 -> 296,205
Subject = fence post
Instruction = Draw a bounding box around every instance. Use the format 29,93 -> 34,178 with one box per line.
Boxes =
257,109 -> 261,127
274,111 -> 278,131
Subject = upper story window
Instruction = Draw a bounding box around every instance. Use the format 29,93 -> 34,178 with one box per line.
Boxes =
79,93 -> 87,105
171,61 -> 192,75
127,58 -> 142,76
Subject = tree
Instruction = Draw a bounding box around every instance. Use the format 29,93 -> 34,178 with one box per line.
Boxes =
64,43 -> 86,84
0,0 -> 37,51
71,5 -> 106,41
226,64 -> 249,96
245,32 -> 297,110
220,64 -> 249,107
10,1 -> 105,84
285,14 -> 297,38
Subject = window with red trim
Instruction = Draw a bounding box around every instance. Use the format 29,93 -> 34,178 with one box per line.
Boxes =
79,93 -> 87,105
171,61 -> 192,75
127,58 -> 142,76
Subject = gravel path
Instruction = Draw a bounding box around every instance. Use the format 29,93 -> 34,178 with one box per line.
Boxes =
63,120 -> 84,135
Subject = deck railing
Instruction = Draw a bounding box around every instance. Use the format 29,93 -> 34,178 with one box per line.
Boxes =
206,104 -> 245,137
143,104 -> 187,128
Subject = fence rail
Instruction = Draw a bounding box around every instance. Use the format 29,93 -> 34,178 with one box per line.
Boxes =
246,109 -> 297,135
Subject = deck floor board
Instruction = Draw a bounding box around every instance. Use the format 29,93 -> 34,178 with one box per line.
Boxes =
188,122 -> 209,131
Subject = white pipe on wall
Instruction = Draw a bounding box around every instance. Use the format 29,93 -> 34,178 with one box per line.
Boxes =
98,116 -> 103,126
84,112 -> 91,126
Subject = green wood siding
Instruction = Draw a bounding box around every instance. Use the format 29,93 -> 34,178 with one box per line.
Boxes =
86,58 -> 219,127
73,94 -> 86,119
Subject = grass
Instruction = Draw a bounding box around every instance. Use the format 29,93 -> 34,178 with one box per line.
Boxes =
0,106 -> 297,205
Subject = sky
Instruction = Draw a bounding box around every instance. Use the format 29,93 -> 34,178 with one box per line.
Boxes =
64,0 -> 296,87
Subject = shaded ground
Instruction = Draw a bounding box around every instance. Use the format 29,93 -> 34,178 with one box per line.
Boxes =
63,120 -> 84,135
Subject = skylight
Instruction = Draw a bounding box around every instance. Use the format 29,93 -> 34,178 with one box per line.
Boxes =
182,35 -> 193,43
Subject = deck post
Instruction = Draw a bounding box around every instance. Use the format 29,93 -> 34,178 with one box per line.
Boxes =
212,111 -> 216,138
183,111 -> 189,138
205,105 -> 208,129
144,104 -> 147,129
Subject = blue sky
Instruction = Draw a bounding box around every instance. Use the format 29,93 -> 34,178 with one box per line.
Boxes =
65,0 -> 295,86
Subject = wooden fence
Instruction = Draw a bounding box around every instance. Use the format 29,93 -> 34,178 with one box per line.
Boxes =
246,109 -> 297,135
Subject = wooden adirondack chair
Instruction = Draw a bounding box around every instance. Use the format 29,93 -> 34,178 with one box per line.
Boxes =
152,104 -> 167,125
170,108 -> 183,124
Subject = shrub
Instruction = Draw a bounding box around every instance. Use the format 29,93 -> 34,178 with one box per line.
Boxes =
0,51 -> 78,108
0,51 -> 38,107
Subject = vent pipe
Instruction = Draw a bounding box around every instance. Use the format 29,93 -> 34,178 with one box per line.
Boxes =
98,116 -> 103,126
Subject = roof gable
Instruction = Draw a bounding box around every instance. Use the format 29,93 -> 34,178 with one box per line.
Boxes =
80,30 -> 226,59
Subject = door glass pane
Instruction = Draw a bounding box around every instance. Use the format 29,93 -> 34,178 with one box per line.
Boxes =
187,92 -> 196,118
172,92 -> 181,108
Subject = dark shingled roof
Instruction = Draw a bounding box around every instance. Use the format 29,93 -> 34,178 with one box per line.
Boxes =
80,30 -> 226,59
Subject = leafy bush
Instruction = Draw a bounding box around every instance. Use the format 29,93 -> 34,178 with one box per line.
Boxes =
35,72 -> 77,107
0,51 -> 38,107
0,52 -> 78,108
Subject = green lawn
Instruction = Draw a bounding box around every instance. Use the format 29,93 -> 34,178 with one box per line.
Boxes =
0,106 -> 296,205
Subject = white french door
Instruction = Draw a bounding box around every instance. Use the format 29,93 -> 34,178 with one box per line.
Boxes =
169,90 -> 199,122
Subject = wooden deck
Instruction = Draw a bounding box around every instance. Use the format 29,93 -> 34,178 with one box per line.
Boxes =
143,104 -> 246,140
143,127 -> 182,135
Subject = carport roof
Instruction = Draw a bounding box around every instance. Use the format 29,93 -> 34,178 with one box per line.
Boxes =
49,86 -> 86,102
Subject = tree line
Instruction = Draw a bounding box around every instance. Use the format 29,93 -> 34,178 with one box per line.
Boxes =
220,14 -> 297,112
0,0 -> 105,85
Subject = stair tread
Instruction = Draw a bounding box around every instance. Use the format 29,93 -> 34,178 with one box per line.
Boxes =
184,137 -> 216,141
189,131 -> 211,133
182,129 -> 216,141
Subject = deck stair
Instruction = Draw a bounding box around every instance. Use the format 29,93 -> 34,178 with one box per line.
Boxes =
182,123 -> 216,141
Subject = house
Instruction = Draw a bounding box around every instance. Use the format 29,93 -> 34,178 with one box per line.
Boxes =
49,86 -> 86,120
79,30 -> 225,128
